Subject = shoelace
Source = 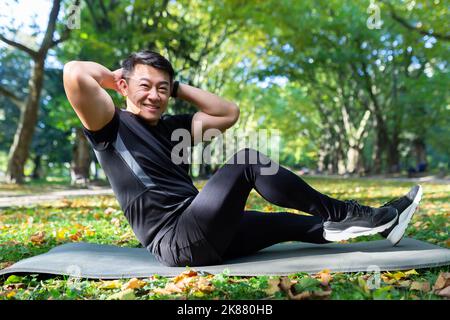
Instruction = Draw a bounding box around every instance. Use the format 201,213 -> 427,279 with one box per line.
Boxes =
345,199 -> 373,218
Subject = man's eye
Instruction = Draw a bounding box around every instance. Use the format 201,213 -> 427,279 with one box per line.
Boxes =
159,88 -> 168,92
140,84 -> 150,88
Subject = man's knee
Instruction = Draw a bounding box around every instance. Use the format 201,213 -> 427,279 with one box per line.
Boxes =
234,148 -> 260,164
234,148 -> 278,175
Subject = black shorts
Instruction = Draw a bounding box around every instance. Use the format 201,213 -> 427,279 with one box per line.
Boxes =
151,209 -> 223,267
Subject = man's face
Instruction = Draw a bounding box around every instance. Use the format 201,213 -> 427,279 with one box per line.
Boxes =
121,64 -> 171,126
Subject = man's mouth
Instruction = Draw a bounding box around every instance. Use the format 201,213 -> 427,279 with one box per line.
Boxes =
142,104 -> 160,111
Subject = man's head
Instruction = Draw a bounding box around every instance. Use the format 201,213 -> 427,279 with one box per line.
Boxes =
118,50 -> 175,125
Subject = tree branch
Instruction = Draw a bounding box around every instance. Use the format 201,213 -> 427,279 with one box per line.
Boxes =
39,0 -> 62,53
0,35 -> 38,58
51,0 -> 81,47
381,0 -> 450,41
0,84 -> 24,109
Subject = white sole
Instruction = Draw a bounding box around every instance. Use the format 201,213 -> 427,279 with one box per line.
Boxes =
323,213 -> 398,242
387,185 -> 423,246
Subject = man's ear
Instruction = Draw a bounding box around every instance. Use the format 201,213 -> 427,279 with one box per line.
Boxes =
117,78 -> 128,96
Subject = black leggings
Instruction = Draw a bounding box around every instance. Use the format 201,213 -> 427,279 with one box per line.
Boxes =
155,148 -> 348,267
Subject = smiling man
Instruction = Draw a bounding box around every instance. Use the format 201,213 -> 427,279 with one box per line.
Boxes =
63,50 -> 420,268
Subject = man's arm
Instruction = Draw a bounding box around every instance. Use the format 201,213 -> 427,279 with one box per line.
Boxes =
176,83 -> 240,144
63,61 -> 121,131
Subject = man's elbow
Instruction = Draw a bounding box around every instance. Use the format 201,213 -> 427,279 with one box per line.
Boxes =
229,103 -> 240,124
63,61 -> 80,75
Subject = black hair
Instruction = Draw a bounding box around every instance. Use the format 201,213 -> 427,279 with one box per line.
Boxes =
121,50 -> 175,83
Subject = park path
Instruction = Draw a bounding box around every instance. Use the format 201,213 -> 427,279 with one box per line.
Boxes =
0,187 -> 114,208
0,174 -> 447,209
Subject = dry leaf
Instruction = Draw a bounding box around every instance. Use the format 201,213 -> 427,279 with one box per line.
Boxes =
111,218 -> 121,227
69,231 -> 83,241
398,280 -> 412,288
435,286 -> 450,298
153,282 -> 184,295
316,269 -> 332,286
264,278 -> 281,295
98,280 -> 122,289
433,272 -> 450,291
195,277 -> 215,293
173,269 -> 198,282
104,207 -> 115,216
30,231 -> 46,245
279,276 -> 294,292
404,269 -> 419,276
410,281 -> 431,292
122,278 -> 146,290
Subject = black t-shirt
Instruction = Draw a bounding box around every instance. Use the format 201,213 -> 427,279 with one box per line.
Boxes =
82,107 -> 199,251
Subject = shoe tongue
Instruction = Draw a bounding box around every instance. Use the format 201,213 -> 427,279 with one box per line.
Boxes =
391,196 -> 412,211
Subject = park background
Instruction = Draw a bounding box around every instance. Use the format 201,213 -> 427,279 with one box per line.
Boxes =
0,0 -> 449,300
0,0 -> 448,184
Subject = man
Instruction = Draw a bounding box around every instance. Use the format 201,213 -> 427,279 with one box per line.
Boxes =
63,50 -> 422,267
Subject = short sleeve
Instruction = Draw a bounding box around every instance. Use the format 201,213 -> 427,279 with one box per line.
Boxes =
161,113 -> 195,147
81,107 -> 120,151
162,113 -> 194,132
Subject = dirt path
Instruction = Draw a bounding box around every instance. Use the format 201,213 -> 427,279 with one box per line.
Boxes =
1,174 -> 448,209
0,187 -> 114,208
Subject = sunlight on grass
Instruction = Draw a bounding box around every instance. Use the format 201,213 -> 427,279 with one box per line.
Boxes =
0,177 -> 449,300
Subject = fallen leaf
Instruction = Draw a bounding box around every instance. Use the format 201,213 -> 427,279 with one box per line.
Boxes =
433,272 -> 450,291
435,286 -> 450,298
104,207 -> 115,216
279,276 -> 294,292
0,261 -> 15,269
98,280 -> 122,289
111,218 -> 121,227
398,280 -> 412,288
264,278 -> 281,295
404,269 -> 419,276
173,269 -> 198,283
55,228 -> 69,241
107,288 -> 136,300
195,276 -> 215,293
316,269 -> 332,286
30,231 -> 46,245
413,221 -> 422,228
122,278 -> 146,290
410,281 -> 431,292
153,282 -> 183,295
3,283 -> 26,290
69,231 -> 83,241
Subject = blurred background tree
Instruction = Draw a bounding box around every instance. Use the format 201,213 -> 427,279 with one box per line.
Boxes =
0,0 -> 448,185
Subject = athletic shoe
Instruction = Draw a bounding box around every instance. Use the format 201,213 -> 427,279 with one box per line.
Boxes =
323,200 -> 398,242
379,185 -> 423,246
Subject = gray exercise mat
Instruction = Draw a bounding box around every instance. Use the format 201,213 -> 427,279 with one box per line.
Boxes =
1,238 -> 449,279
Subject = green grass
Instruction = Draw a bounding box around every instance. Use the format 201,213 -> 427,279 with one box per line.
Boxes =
0,177 -> 449,300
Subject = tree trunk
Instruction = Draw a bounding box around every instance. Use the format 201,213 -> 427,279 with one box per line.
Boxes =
387,134 -> 400,173
2,0 -> 67,184
6,59 -> 45,183
70,127 -> 91,187
31,154 -> 44,180
413,138 -> 427,170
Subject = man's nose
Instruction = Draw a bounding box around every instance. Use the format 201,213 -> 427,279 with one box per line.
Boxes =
147,87 -> 160,101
